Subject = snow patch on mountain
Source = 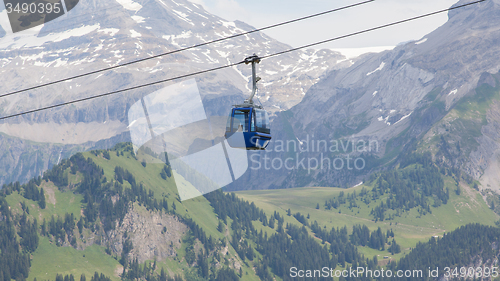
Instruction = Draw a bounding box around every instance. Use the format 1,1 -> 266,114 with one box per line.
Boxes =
221,21 -> 236,29
34,58 -> 68,67
300,51 -> 319,63
1,24 -> 100,49
394,112 -> 412,125
215,50 -> 229,58
131,15 -> 145,23
116,0 -> 142,11
172,9 -> 194,25
415,38 -> 427,45
367,62 -> 385,76
98,28 -> 120,36
163,30 -> 192,41
377,115 -> 391,126
130,30 -> 141,38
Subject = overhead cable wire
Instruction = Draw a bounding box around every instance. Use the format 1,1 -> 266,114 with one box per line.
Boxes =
0,0 -> 486,121
1,0 -> 375,98
0,60 -> 245,121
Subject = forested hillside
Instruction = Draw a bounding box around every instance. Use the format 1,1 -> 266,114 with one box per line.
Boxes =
0,143 -> 499,281
0,143 -> 244,281
395,224 -> 500,281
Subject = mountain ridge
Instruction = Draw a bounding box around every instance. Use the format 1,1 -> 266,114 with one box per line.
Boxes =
234,0 -> 500,191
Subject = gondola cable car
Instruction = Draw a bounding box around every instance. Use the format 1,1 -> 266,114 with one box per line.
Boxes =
225,54 -> 271,150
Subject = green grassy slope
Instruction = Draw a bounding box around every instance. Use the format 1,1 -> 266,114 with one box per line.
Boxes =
235,177 -> 499,263
29,237 -> 122,281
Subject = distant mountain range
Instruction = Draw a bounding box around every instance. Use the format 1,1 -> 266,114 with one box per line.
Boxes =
0,0 -> 345,185
2,0 -> 500,197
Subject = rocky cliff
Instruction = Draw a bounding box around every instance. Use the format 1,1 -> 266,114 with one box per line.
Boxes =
232,0 -> 500,191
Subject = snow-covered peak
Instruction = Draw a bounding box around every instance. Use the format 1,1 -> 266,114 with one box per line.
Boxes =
0,0 -> 344,122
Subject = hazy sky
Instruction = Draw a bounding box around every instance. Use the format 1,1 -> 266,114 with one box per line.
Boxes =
189,0 -> 459,49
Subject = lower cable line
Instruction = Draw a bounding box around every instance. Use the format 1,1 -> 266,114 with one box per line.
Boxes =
0,61 -> 244,121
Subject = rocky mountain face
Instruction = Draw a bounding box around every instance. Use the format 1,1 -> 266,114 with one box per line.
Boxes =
0,0 -> 344,185
103,204 -> 187,264
69,203 -> 186,264
233,0 -> 500,191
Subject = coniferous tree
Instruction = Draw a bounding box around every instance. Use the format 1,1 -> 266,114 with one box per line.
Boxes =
217,221 -> 225,233
39,188 -> 46,209
159,268 -> 166,281
268,216 -> 275,229
197,252 -> 209,278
